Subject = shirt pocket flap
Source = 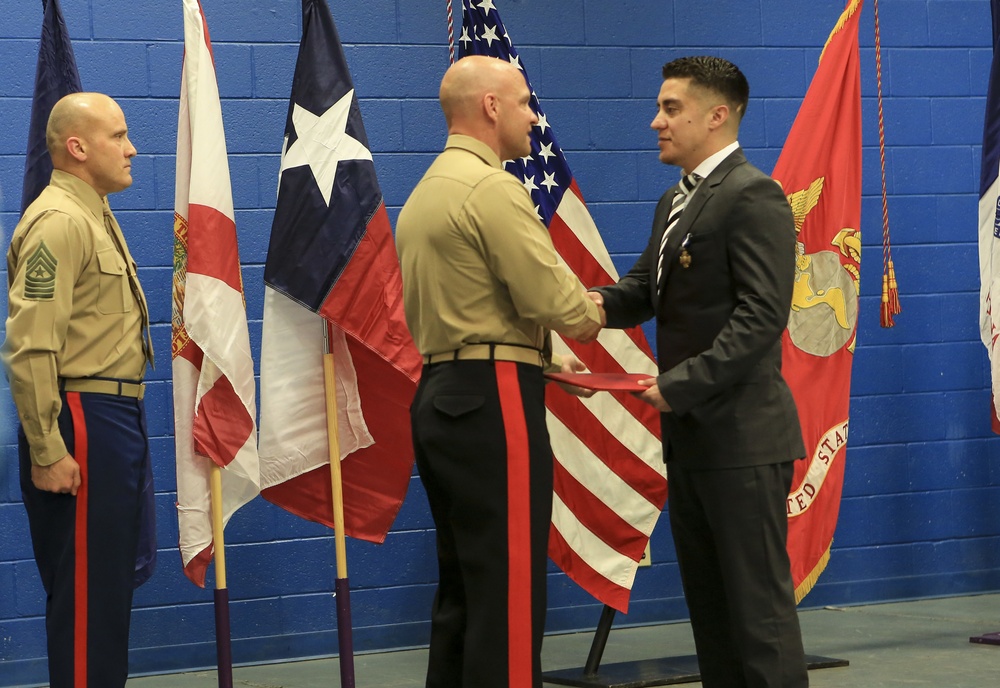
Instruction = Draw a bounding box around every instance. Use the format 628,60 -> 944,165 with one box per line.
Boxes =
96,247 -> 125,275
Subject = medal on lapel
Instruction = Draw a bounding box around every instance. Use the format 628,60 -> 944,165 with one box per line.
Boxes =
679,233 -> 692,268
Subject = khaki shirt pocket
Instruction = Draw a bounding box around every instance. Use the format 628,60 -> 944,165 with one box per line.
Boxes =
96,247 -> 132,314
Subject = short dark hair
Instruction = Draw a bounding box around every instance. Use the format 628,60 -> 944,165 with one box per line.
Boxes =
661,56 -> 750,120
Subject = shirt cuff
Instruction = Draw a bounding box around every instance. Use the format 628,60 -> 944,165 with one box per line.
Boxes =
545,353 -> 563,375
31,432 -> 69,467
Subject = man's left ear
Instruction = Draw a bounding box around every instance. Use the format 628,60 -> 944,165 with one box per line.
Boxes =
709,104 -> 730,130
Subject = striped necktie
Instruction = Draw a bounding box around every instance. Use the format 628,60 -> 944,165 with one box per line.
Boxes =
657,173 -> 700,285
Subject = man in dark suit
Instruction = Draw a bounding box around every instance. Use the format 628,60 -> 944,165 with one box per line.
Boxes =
591,56 -> 809,688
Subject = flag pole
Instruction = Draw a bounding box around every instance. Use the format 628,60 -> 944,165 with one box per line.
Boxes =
323,322 -> 356,688
209,464 -> 234,688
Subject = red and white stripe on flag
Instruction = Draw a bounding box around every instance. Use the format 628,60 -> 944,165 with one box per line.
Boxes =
545,182 -> 667,613
172,0 -> 261,588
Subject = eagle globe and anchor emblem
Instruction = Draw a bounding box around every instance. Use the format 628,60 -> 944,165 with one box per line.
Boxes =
786,177 -> 859,356
783,176 -> 858,519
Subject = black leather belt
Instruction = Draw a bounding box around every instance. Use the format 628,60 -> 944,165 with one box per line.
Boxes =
422,343 -> 543,368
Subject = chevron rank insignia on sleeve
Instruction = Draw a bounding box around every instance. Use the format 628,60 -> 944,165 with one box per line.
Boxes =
24,241 -> 58,300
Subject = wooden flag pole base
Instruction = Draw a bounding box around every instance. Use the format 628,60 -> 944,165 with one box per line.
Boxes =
209,464 -> 234,688
213,588 -> 233,688
542,605 -> 849,688
970,632 -> 1000,645
324,325 -> 356,688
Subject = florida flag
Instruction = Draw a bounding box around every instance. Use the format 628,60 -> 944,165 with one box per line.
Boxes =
459,0 -> 667,612
772,0 -> 863,600
258,0 -> 421,541
980,0 -> 1000,434
173,0 -> 260,587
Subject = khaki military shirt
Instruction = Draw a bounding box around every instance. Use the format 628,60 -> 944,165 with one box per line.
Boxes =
396,135 -> 599,362
3,170 -> 152,466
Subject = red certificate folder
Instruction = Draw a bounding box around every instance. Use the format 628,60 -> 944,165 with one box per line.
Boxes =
543,372 -> 653,392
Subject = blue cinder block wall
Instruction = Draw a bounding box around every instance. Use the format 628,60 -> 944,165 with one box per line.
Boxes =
0,0 -> 996,684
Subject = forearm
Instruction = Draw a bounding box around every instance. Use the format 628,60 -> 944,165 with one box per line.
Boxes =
5,349 -> 67,466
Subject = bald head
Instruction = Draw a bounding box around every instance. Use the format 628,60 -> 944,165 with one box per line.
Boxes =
47,93 -> 116,163
439,56 -> 537,160
45,92 -> 136,197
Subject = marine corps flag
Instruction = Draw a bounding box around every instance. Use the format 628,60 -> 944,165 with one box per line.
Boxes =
771,0 -> 863,601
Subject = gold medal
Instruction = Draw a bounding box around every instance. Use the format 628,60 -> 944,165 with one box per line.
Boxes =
679,233 -> 692,268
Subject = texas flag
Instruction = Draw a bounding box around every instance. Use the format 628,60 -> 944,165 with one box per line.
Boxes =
257,0 -> 421,541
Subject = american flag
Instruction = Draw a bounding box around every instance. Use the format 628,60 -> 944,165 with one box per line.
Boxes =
459,0 -> 667,612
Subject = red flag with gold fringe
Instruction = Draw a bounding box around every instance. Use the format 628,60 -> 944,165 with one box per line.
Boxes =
772,0 -> 863,601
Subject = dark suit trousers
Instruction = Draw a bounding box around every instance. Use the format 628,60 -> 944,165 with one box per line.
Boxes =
19,391 -> 152,688
412,360 -> 552,688
667,460 -> 808,688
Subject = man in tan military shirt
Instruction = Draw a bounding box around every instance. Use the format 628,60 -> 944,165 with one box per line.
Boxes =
396,56 -> 604,688
3,92 -> 155,688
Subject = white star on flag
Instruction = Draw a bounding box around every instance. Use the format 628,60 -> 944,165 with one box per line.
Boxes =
523,174 -> 539,194
459,26 -> 471,48
538,141 -> 556,163
478,0 -> 497,12
541,171 -> 558,192
278,88 -> 372,206
535,112 -> 550,134
510,53 -> 522,71
481,24 -> 500,47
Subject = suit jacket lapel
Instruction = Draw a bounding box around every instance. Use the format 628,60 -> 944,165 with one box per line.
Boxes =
655,148 -> 748,295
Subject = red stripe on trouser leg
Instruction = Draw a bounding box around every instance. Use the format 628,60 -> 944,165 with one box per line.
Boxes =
495,361 -> 532,687
67,392 -> 89,687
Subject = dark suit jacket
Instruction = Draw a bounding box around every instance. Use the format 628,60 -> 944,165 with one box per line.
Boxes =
597,148 -> 805,470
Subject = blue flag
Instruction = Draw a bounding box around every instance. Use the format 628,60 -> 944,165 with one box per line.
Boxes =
21,0 -> 82,213
978,0 -> 1000,432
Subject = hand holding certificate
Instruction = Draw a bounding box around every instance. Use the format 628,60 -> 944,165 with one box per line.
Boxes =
544,372 -> 652,392
544,372 -> 671,411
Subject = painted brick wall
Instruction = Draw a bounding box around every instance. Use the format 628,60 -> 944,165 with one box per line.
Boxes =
1,0 -> 997,684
